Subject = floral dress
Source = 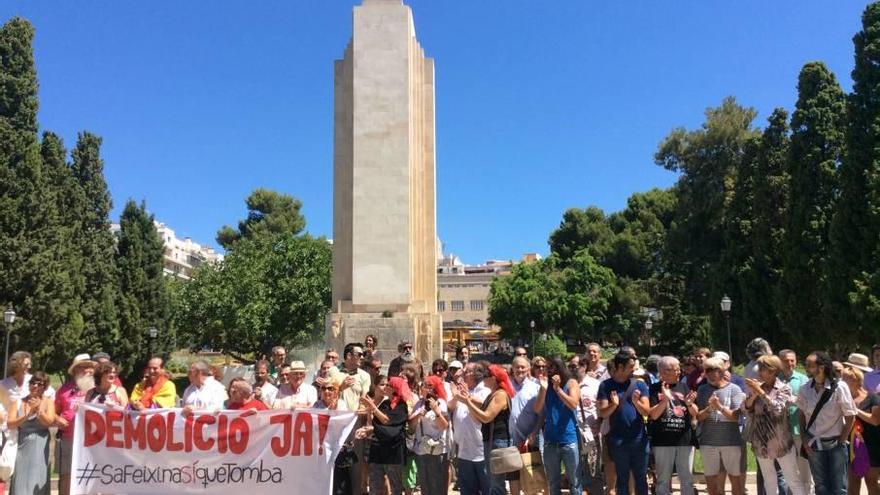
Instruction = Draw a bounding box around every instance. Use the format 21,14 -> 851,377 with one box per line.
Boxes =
746,379 -> 794,459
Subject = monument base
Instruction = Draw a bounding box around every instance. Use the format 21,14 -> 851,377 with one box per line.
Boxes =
326,312 -> 442,368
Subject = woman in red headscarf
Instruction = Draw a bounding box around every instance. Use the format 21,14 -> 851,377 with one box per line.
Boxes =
408,375 -> 450,495
357,375 -> 410,495
454,363 -> 516,494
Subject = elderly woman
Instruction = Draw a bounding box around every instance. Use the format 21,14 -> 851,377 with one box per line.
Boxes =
85,361 -> 129,408
357,376 -> 411,495
841,362 -> 880,495
743,355 -> 804,495
409,375 -> 450,495
8,371 -> 55,495
455,363 -> 516,495
315,374 -> 352,495
225,378 -> 268,411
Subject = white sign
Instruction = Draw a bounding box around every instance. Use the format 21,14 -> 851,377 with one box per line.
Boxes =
71,404 -> 356,494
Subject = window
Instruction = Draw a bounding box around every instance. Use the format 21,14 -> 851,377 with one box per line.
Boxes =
452,300 -> 465,311
470,300 -> 484,311
438,301 -> 446,311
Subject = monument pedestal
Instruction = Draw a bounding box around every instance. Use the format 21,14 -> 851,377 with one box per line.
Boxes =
327,312 -> 442,368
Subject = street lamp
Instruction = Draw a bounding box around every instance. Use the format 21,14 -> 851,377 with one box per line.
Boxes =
528,320 -> 536,353
148,327 -> 158,357
644,319 -> 653,354
720,295 -> 732,362
3,306 -> 15,379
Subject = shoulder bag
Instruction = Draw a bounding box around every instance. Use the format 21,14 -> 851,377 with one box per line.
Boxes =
800,379 -> 836,458
488,393 -> 523,474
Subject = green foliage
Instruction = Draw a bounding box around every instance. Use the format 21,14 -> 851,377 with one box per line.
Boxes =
531,334 -> 567,360
782,62 -> 845,345
216,188 -> 306,249
115,200 -> 168,380
176,234 -> 331,359
488,251 -> 614,343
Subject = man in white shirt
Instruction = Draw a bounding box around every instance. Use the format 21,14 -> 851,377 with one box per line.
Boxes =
797,351 -> 857,495
182,360 -> 227,413
252,360 -> 278,407
274,360 -> 317,409
450,361 -> 491,495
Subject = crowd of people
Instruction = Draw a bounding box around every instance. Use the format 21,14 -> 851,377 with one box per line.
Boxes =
0,335 -> 876,495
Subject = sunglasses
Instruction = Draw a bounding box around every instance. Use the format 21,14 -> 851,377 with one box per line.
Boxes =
320,386 -> 337,392
515,352 -> 528,357
29,381 -> 46,387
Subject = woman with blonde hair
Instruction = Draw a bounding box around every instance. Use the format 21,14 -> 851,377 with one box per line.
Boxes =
841,358 -> 880,495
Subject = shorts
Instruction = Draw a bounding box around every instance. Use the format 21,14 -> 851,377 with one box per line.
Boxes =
56,437 -> 74,476
700,445 -> 742,477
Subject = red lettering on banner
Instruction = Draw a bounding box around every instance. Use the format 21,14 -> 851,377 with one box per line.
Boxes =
123,413 -> 146,450
105,410 -> 124,448
217,414 -> 228,453
193,415 -> 215,451
270,414 -> 291,456
316,414 -> 329,455
228,417 -> 249,454
291,413 -> 313,456
183,416 -> 194,452
83,409 -> 105,447
146,413 -> 166,452
165,412 -> 184,452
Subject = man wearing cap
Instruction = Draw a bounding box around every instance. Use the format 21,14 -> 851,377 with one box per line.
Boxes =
388,340 -> 423,379
54,354 -> 96,495
274,360 -> 317,409
130,357 -> 177,410
182,360 -> 227,414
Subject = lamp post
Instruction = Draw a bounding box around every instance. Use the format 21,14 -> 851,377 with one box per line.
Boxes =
148,327 -> 158,358
3,306 -> 15,379
529,320 -> 535,354
720,295 -> 732,362
644,318 -> 653,354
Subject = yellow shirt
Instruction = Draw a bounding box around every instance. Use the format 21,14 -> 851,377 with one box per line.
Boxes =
130,379 -> 177,408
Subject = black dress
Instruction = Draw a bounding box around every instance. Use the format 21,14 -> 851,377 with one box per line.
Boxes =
858,393 -> 880,467
368,399 -> 409,465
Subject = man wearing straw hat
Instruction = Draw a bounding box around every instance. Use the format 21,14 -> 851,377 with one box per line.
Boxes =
55,353 -> 97,495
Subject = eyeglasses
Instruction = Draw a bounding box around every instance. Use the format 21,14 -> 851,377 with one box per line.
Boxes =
320,386 -> 337,392
29,381 -> 45,387
353,352 -> 364,358
533,365 -> 547,369
515,352 -> 528,357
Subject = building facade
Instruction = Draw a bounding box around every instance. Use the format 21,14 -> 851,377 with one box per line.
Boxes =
154,222 -> 223,280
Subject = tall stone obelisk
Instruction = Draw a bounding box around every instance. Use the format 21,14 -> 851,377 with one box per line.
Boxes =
327,0 -> 441,365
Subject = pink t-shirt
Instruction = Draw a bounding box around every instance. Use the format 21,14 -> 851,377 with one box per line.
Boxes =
55,380 -> 87,440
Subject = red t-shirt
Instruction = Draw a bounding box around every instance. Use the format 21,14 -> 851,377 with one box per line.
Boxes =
227,398 -> 268,411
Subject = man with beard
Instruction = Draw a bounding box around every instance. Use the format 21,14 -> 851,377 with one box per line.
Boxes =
130,357 -> 177,410
388,340 -> 424,379
55,354 -> 97,495
252,359 -> 279,407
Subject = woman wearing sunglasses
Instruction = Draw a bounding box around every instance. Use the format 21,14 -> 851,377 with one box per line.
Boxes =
315,374 -> 353,495
85,362 -> 129,409
7,371 -> 55,495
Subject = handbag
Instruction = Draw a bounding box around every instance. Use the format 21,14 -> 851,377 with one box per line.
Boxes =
519,450 -> 549,493
415,421 -> 444,456
0,429 -> 18,481
851,426 -> 871,478
487,393 -> 523,475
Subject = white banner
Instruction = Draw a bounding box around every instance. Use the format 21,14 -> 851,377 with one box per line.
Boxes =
71,404 -> 357,495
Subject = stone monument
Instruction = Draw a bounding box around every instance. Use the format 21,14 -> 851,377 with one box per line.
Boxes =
327,0 -> 442,366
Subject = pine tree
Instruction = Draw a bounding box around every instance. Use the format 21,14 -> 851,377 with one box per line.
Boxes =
781,62 -> 845,344
116,200 -> 168,380
749,109 -> 790,346
828,2 -> 880,342
70,132 -> 119,353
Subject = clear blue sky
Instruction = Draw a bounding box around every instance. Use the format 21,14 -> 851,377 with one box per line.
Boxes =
0,1 -> 869,264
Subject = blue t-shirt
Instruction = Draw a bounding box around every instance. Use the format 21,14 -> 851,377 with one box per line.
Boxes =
543,384 -> 578,444
597,378 -> 649,445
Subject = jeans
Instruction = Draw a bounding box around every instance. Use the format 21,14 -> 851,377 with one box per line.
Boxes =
653,445 -> 694,495
485,439 -> 511,495
756,449 -> 805,495
807,441 -> 848,495
457,458 -> 492,495
543,441 -> 582,495
415,454 -> 448,495
609,437 -> 649,495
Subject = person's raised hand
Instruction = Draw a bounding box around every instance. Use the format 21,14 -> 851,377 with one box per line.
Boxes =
609,390 -> 619,406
